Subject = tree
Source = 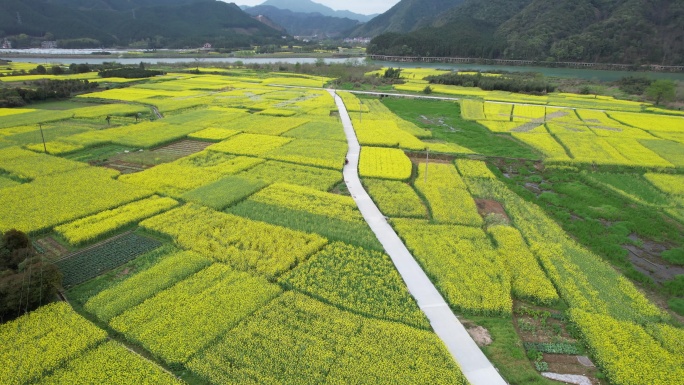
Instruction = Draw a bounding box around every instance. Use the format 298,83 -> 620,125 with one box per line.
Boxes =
0,230 -> 62,321
645,80 -> 676,105
35,65 -> 47,75
383,67 -> 402,79
51,65 -> 64,75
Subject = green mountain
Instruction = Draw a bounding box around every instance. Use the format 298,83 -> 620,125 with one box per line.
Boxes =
367,0 -> 684,65
350,0 -> 465,37
0,0 -> 284,49
244,5 -> 360,37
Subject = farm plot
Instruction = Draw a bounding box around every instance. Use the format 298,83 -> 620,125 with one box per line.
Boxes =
110,264 -> 281,364
38,341 -> 183,385
188,292 -> 467,385
511,133 -> 570,160
353,119 -> 427,150
216,114 -> 310,136
85,250 -> 211,322
393,219 -> 512,316
55,195 -> 179,246
644,173 -> 684,196
283,119 -> 347,142
227,199 -> 382,252
359,147 -> 413,180
182,175 -> 267,210
240,160 -> 341,191
0,167 -> 150,234
0,147 -> 88,179
249,183 -> 364,223
0,302 -> 107,385
264,138 -> 348,169
280,242 -> 430,329
364,179 -> 427,218
209,133 -> 293,156
119,154 -> 263,197
188,127 -> 241,142
56,232 -> 162,287
460,99 -> 486,120
141,204 -> 327,278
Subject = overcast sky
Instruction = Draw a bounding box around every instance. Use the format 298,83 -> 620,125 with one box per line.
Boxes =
229,0 -> 400,15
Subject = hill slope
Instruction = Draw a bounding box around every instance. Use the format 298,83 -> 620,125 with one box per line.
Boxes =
350,0 -> 465,37
367,0 -> 684,65
0,0 -> 283,48
245,5 -> 360,37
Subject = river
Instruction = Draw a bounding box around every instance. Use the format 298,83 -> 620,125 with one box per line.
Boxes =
4,53 -> 684,82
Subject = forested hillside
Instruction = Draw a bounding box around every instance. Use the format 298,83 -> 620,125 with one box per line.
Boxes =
350,0 -> 464,37
366,0 -> 684,65
0,0 -> 284,49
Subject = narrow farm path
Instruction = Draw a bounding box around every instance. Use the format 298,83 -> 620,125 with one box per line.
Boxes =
329,89 -> 508,385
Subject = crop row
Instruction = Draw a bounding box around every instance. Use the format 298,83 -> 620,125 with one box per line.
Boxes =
488,225 -> 559,305
353,119 -> 427,150
0,147 -> 87,179
414,162 -> 483,226
455,159 -> 497,179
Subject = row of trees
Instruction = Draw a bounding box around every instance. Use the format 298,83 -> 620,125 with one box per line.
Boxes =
0,79 -> 98,107
426,72 -> 556,94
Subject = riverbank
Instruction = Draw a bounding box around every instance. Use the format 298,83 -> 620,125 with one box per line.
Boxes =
367,55 -> 684,73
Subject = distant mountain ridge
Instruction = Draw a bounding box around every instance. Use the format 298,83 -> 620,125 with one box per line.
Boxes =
244,0 -> 377,22
365,0 -> 684,65
0,0 -> 284,49
244,5 -> 360,37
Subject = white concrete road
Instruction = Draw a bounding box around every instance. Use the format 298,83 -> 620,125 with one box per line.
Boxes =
329,89 -> 508,385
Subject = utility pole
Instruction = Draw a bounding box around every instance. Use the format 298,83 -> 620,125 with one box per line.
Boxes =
38,123 -> 47,153
359,100 -> 362,123
424,147 -> 429,183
